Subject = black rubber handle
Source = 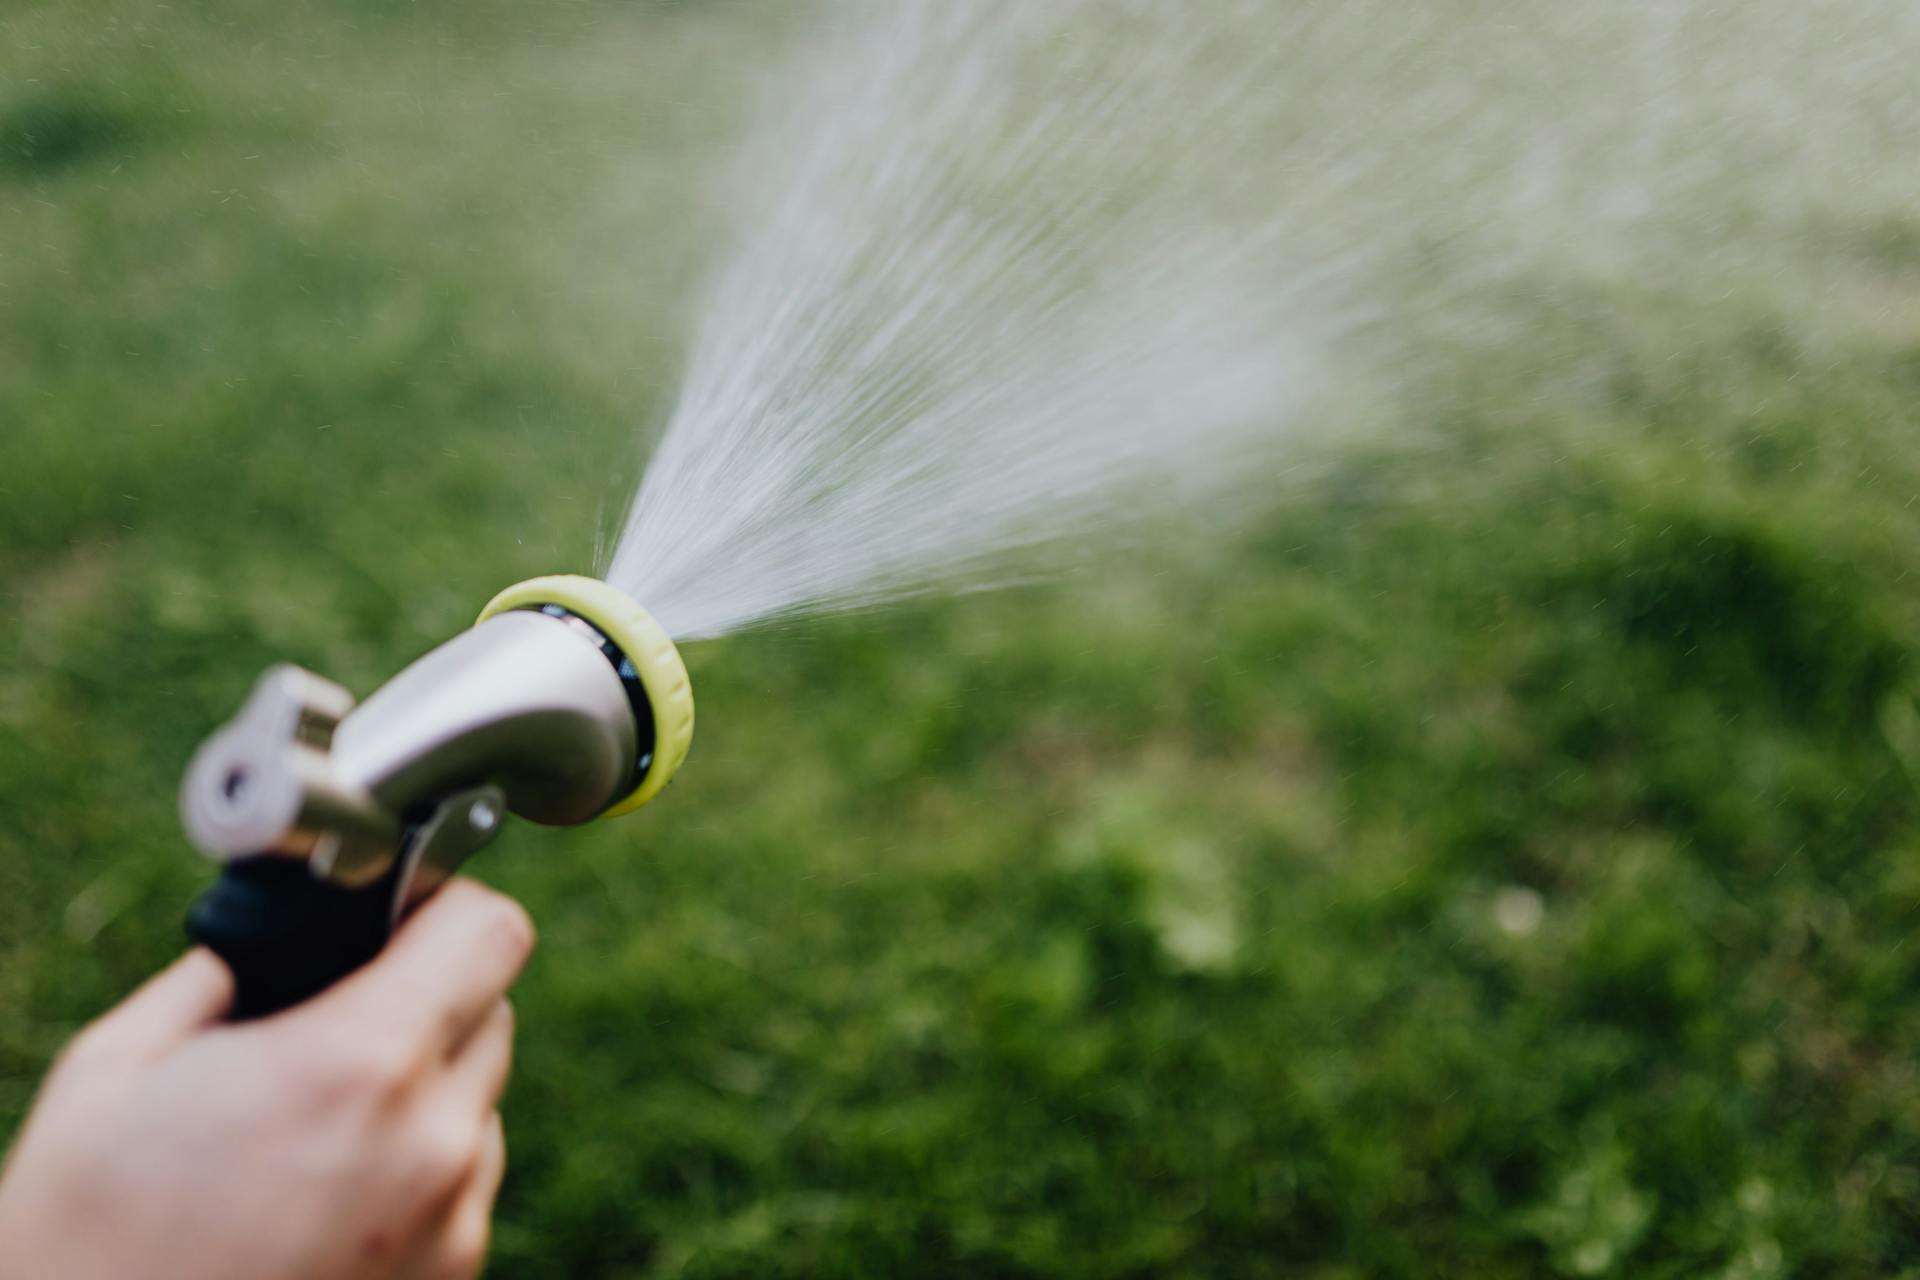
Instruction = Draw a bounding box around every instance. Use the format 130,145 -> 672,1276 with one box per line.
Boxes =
186,856 -> 402,1020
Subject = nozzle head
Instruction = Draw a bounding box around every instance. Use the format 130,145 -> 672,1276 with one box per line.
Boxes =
476,575 -> 694,815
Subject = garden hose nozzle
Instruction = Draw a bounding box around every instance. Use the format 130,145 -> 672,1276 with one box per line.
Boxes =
180,575 -> 693,1017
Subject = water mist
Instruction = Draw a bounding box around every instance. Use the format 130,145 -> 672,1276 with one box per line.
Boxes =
608,0 -> 1916,640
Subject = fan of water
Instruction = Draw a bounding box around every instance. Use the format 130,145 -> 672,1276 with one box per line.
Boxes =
606,0 -> 1916,641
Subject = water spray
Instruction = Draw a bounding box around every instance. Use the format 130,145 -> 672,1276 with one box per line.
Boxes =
169,0 -> 1912,1014
179,576 -> 693,1017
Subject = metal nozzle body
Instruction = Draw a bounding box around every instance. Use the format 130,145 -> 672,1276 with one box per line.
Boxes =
180,577 -> 689,1017
182,609 -> 639,888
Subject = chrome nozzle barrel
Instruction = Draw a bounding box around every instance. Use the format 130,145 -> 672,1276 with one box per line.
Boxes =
182,608 -> 641,886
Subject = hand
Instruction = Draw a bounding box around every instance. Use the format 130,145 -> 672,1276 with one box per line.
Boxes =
0,878 -> 535,1280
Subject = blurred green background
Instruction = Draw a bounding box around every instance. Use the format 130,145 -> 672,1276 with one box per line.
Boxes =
4,2 -> 1920,1276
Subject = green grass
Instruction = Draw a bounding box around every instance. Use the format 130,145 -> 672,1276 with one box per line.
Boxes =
5,2 -> 1920,1276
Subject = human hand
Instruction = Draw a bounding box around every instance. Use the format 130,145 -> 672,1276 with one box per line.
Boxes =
0,878 -> 534,1280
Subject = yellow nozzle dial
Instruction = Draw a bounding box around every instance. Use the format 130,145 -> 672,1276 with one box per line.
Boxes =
476,576 -> 693,816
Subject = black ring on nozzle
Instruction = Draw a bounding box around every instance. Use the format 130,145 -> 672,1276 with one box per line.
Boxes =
511,604 -> 658,803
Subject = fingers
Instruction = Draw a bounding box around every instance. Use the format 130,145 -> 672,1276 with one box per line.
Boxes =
303,879 -> 535,1057
398,1112 -> 507,1280
73,949 -> 233,1064
442,1111 -> 509,1277
447,1000 -> 516,1113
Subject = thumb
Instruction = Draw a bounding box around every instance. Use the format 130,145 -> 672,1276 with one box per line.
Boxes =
79,949 -> 234,1063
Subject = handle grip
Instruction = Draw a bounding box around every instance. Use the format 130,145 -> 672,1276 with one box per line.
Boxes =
186,856 -> 401,1019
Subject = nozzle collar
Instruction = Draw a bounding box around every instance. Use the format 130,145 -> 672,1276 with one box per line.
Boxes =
475,576 -> 694,815
512,604 -> 659,799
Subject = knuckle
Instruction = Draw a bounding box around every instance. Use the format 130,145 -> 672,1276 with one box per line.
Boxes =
416,1117 -> 480,1191
360,1038 -> 420,1089
314,1035 -> 421,1103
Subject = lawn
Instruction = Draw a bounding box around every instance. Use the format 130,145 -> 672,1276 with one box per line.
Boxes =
4,2 -> 1919,1276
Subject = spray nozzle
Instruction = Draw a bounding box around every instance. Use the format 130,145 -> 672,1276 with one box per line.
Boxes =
180,575 -> 693,1017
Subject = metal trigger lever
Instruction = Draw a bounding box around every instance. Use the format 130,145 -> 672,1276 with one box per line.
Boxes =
390,786 -> 508,927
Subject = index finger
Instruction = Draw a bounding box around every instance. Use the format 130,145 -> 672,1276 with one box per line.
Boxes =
73,949 -> 234,1065
297,878 -> 536,1055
